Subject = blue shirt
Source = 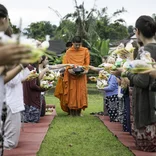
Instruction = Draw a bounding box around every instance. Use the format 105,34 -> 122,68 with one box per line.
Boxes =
104,74 -> 118,97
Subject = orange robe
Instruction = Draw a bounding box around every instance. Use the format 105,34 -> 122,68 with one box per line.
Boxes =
54,54 -> 69,112
63,46 -> 90,111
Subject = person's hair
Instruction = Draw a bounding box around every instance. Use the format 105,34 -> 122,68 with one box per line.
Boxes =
31,62 -> 40,86
137,41 -> 143,47
39,55 -> 46,64
131,41 -> 139,60
0,4 -> 8,18
135,15 -> 156,38
72,36 -> 82,43
66,41 -> 72,47
5,26 -> 12,37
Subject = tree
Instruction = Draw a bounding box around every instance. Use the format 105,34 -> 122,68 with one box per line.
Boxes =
127,25 -> 134,36
63,0 -> 97,40
23,21 -> 57,41
54,20 -> 76,42
12,25 -> 20,34
95,7 -> 128,42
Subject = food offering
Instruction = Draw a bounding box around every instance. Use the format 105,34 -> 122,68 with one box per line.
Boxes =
40,80 -> 54,89
89,76 -> 97,82
123,60 -> 153,74
98,63 -> 116,72
25,69 -> 39,81
96,70 -> 109,89
113,42 -> 135,59
96,78 -> 108,89
0,32 -> 55,64
42,70 -> 60,81
41,70 -> 61,89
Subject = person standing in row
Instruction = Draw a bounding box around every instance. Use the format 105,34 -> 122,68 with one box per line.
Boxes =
63,36 -> 90,116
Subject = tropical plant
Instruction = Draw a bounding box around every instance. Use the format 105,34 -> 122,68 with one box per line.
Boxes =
63,0 -> 97,40
54,20 -> 76,42
23,21 -> 57,41
83,38 -> 110,66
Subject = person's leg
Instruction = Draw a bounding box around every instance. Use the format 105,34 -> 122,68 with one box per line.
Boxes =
29,106 -> 40,123
4,106 -> 21,149
40,95 -> 46,117
23,105 -> 30,123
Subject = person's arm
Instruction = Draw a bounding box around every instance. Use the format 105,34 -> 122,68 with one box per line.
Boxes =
0,44 -> 31,65
4,64 -> 23,84
38,67 -> 49,80
89,65 -> 103,72
126,72 -> 149,88
111,68 -> 150,88
48,64 -> 73,69
104,75 -> 117,92
29,79 -> 46,92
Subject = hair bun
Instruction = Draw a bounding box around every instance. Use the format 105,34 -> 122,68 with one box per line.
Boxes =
145,20 -> 156,34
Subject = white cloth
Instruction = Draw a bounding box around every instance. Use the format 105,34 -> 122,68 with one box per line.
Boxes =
118,86 -> 123,98
3,105 -> 21,149
5,68 -> 30,113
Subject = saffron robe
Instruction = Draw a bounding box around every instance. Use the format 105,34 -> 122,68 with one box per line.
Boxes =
63,46 -> 90,110
54,54 -> 68,112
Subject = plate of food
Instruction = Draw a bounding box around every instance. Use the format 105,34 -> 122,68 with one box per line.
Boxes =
124,60 -> 153,74
96,79 -> 108,89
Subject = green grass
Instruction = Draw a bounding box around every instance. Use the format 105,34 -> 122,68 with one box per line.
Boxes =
37,84 -> 133,156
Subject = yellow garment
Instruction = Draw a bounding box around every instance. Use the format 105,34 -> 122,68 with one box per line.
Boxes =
63,46 -> 90,111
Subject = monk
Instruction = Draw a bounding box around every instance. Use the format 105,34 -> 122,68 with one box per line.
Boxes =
54,42 -> 73,113
63,36 -> 90,116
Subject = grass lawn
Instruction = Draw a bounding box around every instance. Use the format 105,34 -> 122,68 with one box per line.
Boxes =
37,84 -> 133,156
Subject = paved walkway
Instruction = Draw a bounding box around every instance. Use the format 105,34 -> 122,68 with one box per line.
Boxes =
99,116 -> 156,156
4,111 -> 56,156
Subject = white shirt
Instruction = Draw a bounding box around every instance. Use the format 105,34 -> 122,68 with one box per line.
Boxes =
5,68 -> 30,114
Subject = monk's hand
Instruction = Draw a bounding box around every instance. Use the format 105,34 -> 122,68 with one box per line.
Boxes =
68,69 -> 76,75
78,70 -> 88,76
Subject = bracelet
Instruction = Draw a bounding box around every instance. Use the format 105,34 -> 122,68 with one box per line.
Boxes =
19,64 -> 24,70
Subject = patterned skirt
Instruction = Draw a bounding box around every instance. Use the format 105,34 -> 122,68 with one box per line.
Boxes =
133,123 -> 156,152
118,97 -> 124,124
105,94 -> 119,122
23,105 -> 40,123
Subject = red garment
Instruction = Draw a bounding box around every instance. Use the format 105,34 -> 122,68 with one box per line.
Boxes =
23,65 -> 45,109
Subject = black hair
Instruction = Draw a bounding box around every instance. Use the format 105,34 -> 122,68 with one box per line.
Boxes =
131,41 -> 139,60
5,26 -> 13,37
39,55 -> 46,64
72,36 -> 82,43
137,41 -> 143,47
135,15 -> 156,38
31,62 -> 40,86
66,41 -> 72,47
0,4 -> 8,18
